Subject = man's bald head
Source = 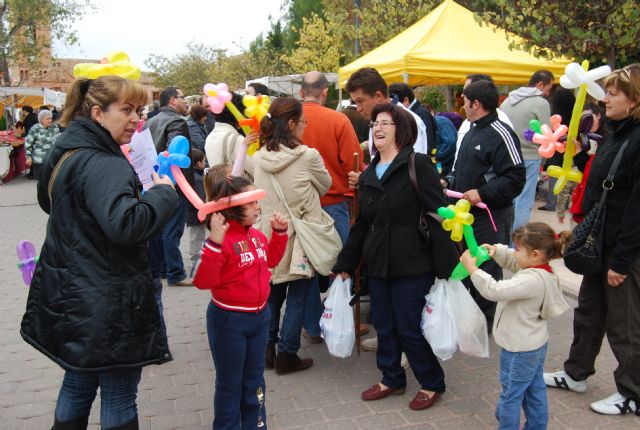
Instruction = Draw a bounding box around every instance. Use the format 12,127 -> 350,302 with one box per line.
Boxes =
301,71 -> 329,101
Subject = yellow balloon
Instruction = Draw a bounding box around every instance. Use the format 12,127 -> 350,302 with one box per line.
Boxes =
440,200 -> 474,242
72,51 -> 141,81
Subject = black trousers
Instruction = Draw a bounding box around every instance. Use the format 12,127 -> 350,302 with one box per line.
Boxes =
463,206 -> 514,328
564,249 -> 640,400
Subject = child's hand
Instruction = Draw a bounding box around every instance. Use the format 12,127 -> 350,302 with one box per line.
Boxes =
269,212 -> 288,231
480,243 -> 496,258
208,213 -> 229,244
243,131 -> 259,147
460,249 -> 478,274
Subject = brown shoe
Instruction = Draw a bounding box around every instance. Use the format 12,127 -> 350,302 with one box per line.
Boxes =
168,277 -> 193,287
357,324 -> 370,336
265,343 -> 275,370
409,391 -> 440,410
361,383 -> 406,401
274,351 -> 313,375
302,329 -> 323,344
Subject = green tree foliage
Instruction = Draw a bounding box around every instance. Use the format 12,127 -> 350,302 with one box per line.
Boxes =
0,0 -> 93,86
284,13 -> 342,72
282,0 -> 325,51
469,0 -> 640,67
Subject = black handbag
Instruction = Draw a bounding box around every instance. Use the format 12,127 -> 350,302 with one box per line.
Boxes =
563,139 -> 629,275
408,152 -> 460,279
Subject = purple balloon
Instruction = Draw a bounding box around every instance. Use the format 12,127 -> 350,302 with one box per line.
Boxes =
16,240 -> 36,286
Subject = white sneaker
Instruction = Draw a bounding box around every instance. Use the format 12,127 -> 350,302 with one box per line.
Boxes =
361,337 -> 378,352
590,392 -> 639,415
401,352 -> 409,369
543,370 -> 588,393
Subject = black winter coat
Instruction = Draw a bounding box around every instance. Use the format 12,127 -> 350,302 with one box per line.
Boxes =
21,117 -> 178,372
581,117 -> 640,274
448,111 -> 526,210
333,147 -> 458,279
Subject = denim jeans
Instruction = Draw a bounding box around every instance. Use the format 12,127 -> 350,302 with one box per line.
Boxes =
303,202 -> 350,337
163,195 -> 187,283
496,343 -> 548,430
207,302 -> 269,430
369,274 -> 445,392
269,278 -> 312,354
543,176 -> 558,210
55,368 -> 142,429
513,159 -> 542,230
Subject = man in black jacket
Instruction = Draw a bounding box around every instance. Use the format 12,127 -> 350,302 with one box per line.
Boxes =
145,87 -> 193,287
446,79 -> 526,327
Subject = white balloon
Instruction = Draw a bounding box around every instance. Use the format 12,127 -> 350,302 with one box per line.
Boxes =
559,62 -> 611,101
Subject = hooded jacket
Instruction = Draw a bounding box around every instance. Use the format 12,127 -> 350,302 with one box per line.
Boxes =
252,143 -> 331,284
500,87 -> 552,160
21,116 -> 178,372
470,244 -> 570,352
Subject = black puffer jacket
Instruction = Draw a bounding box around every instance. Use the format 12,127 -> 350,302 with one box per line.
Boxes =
21,117 -> 178,372
333,147 -> 458,279
581,117 -> 640,274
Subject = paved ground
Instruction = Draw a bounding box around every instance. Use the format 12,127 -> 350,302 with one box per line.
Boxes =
1,176 -> 639,429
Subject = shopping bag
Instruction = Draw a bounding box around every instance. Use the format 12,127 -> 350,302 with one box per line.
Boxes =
447,280 -> 489,358
319,276 -> 355,358
421,278 -> 457,360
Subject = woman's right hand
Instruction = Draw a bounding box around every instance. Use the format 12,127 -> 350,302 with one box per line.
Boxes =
329,271 -> 351,280
26,157 -> 32,167
151,172 -> 175,189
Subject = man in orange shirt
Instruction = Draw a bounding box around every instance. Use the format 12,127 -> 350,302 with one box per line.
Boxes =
299,71 -> 366,342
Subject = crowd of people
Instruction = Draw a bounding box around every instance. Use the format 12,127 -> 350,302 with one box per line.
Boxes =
17,62 -> 640,430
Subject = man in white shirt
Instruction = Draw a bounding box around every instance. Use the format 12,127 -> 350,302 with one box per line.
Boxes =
345,67 -> 429,157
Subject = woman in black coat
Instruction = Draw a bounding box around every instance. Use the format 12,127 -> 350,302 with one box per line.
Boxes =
21,76 -> 178,430
544,64 -> 640,416
333,103 -> 458,411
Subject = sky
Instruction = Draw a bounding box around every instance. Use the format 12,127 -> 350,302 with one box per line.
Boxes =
53,0 -> 285,70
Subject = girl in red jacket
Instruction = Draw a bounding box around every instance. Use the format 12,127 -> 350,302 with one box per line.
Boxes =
193,175 -> 288,430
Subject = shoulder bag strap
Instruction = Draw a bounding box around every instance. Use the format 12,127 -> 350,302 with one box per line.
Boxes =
268,173 -> 296,220
221,132 -> 232,165
48,149 -> 81,202
408,152 -> 441,222
598,138 -> 629,205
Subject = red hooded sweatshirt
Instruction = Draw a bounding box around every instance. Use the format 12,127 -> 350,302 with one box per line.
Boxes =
192,220 -> 287,312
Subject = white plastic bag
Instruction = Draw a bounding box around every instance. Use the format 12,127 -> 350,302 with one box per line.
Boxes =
421,278 -> 458,360
447,280 -> 489,358
319,276 -> 355,358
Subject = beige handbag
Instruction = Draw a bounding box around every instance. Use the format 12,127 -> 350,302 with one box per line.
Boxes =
269,174 -> 342,276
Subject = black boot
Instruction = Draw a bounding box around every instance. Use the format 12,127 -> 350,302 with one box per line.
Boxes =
265,343 -> 276,369
274,351 -> 313,375
52,415 -> 89,430
105,416 -> 139,430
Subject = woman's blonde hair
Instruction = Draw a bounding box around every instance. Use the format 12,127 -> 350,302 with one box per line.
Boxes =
603,63 -> 640,121
60,75 -> 148,127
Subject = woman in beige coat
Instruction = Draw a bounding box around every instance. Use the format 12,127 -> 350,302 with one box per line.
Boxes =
253,97 -> 331,374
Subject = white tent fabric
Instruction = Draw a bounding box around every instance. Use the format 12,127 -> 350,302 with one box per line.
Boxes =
0,87 -> 66,108
245,73 -> 338,98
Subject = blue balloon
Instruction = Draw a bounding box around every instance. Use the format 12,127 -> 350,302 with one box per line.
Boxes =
156,136 -> 192,183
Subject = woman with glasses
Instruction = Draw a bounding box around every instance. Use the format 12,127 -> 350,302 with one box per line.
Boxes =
252,97 -> 332,374
332,103 -> 458,410
544,64 -> 640,416
21,75 -> 178,430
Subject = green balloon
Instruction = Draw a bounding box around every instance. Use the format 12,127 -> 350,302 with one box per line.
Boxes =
529,119 -> 542,134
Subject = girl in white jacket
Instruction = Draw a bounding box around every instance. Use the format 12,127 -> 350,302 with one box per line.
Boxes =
460,222 -> 571,430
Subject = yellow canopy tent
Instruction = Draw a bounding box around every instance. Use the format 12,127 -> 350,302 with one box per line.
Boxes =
338,0 -> 571,87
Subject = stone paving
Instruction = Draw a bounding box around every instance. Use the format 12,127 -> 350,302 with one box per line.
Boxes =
1,176 -> 639,429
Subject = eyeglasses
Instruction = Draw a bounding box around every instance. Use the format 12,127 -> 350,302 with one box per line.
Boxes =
297,119 -> 308,125
370,120 -> 395,128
